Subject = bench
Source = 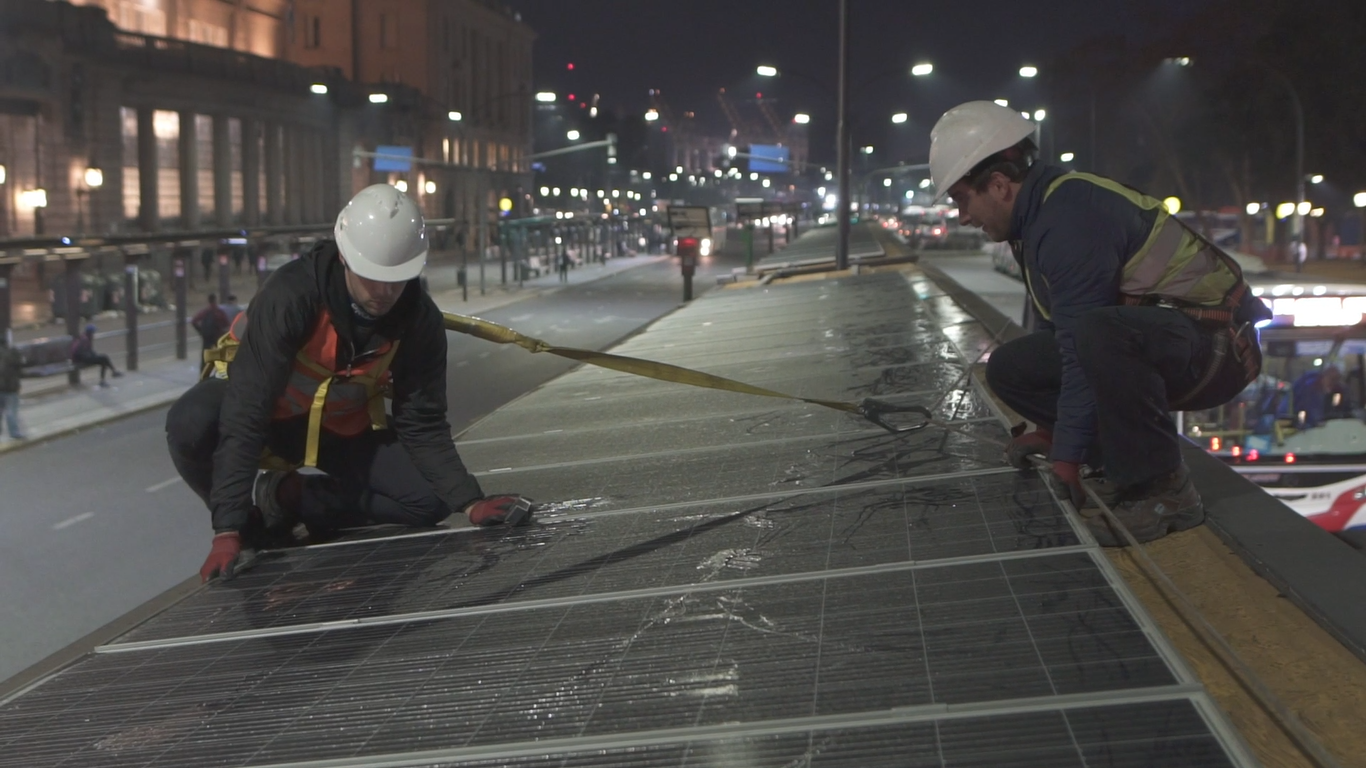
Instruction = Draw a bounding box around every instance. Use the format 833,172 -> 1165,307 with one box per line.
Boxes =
16,336 -> 76,378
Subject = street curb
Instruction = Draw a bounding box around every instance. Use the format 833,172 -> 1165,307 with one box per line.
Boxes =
0,389 -> 187,456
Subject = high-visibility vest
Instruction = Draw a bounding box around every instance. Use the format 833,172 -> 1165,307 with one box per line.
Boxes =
1029,172 -> 1245,323
203,309 -> 399,468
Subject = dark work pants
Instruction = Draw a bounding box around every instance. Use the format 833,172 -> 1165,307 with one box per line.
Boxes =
74,352 -> 116,380
985,306 -> 1245,488
166,378 -> 451,534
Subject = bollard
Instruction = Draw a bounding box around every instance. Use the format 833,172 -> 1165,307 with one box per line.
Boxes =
124,254 -> 139,372
174,256 -> 188,360
745,223 -> 754,274
64,258 -> 81,386
767,220 -> 775,254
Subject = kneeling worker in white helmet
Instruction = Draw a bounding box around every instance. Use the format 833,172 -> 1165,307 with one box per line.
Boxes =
167,184 -> 533,581
929,101 -> 1269,545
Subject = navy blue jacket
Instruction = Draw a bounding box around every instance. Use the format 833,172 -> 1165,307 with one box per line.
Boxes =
1009,163 -> 1165,463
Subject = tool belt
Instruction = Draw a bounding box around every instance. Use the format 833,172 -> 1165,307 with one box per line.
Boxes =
1120,290 -> 1262,410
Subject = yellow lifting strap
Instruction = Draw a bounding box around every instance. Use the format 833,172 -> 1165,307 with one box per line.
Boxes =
441,312 -> 930,434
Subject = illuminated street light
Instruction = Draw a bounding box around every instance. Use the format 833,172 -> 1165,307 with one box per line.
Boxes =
1296,201 -> 1312,215
994,99 -> 1009,107
1033,109 -> 1046,121
18,189 -> 47,208
567,130 -> 581,140
756,65 -> 778,77
448,111 -> 462,121
1310,174 -> 1324,184
539,186 -> 550,196
535,91 -> 557,102
84,167 -> 104,188
883,178 -> 892,187
1163,196 -> 1182,215
727,146 -> 738,158
1355,192 -> 1366,208
368,93 -> 389,104
891,112 -> 908,124
0,165 -> 6,184
861,145 -> 874,154
1059,152 -> 1075,163
1310,207 -> 1325,217
310,83 -> 328,95
1019,65 -> 1038,78
919,179 -> 932,189
762,178 -> 771,188
793,113 -> 811,124
642,171 -> 652,180
911,62 -> 933,76
1246,202 -> 1261,215
424,180 -> 436,194
392,180 -> 407,193
750,172 -> 759,180
644,109 -> 659,121
1276,202 -> 1295,219
552,187 -> 561,196
669,173 -> 678,181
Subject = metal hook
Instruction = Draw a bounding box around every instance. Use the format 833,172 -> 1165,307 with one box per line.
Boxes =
858,398 -> 933,434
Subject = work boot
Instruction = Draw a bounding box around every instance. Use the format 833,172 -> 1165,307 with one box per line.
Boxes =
1086,465 -> 1204,547
254,469 -> 302,533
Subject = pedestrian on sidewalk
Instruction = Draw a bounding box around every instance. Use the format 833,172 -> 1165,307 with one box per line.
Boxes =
192,294 -> 231,358
929,101 -> 1270,547
167,184 -> 537,583
557,242 -> 570,283
200,247 -> 214,284
0,335 -> 26,439
70,324 -> 123,387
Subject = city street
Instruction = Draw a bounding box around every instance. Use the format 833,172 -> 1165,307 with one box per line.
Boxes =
0,248 -> 739,682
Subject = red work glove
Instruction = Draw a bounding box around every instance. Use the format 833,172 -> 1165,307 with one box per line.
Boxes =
1051,461 -> 1087,510
1005,428 -> 1053,469
466,495 -> 535,527
200,532 -> 242,582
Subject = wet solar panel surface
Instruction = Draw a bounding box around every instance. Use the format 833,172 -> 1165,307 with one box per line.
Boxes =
0,267 -> 1251,767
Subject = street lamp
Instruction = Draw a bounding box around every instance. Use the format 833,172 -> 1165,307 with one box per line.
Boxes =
1355,192 -> 1366,208
756,65 -> 778,77
1060,152 -> 1075,162
993,98 -> 1009,107
1033,109 -> 1046,121
566,130 -> 580,140
448,111 -> 462,122
424,180 -> 436,194
368,93 -> 388,104
84,167 -> 103,188
1310,174 -> 1324,184
310,83 -> 328,95
1246,202 -> 1261,215
911,62 -> 933,76
644,109 -> 659,121
793,113 -> 811,124
535,91 -> 557,102
1019,65 -> 1038,78
891,112 -> 908,124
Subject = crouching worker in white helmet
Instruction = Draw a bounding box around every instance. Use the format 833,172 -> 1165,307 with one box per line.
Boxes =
929,101 -> 1270,546
167,184 -> 534,581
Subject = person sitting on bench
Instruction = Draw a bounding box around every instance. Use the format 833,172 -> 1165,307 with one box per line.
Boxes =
70,324 -> 123,387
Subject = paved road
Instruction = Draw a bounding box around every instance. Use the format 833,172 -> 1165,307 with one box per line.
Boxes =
0,249 -> 741,683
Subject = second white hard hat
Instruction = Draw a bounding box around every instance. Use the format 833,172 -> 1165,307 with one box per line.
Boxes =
334,183 -> 429,283
929,101 -> 1037,203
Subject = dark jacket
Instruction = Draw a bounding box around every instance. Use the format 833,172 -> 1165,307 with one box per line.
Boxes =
0,344 -> 20,393
1010,162 -> 1165,464
209,241 -> 482,532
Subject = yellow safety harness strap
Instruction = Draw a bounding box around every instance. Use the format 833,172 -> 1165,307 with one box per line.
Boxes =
441,312 -> 931,434
304,376 -> 332,468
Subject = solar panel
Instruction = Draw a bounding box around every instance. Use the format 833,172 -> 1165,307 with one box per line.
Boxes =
0,268 -> 1256,768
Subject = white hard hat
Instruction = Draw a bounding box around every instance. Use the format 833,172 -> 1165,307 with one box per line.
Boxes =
334,183 -> 428,282
929,101 -> 1037,203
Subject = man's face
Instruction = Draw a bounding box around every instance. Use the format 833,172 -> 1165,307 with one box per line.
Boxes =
947,173 -> 1017,242
341,259 -> 406,317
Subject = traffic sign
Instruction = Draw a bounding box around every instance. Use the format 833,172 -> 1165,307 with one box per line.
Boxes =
667,205 -> 712,238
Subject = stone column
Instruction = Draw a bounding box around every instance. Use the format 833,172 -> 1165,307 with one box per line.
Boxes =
137,107 -> 158,232
179,111 -> 199,230
284,127 -> 304,224
241,117 -> 260,227
264,121 -> 283,225
213,114 -> 232,227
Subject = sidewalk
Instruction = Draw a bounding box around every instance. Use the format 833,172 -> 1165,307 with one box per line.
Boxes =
0,252 -> 667,454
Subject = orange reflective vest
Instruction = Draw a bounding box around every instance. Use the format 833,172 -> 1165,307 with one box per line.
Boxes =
203,309 -> 400,468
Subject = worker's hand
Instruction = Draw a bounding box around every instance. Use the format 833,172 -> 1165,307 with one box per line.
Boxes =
200,532 -> 242,582
1051,461 -> 1087,510
466,495 -> 535,527
1005,428 -> 1053,469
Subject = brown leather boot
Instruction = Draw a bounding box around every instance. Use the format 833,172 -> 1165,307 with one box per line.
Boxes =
1086,465 -> 1204,547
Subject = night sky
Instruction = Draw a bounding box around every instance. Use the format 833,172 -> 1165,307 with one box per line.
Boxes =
511,0 -> 1208,163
